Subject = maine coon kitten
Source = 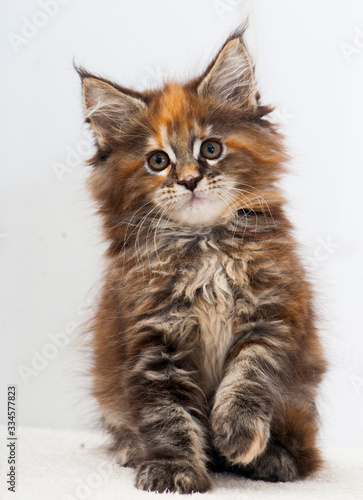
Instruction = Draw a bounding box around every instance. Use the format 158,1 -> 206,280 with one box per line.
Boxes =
78,29 -> 326,494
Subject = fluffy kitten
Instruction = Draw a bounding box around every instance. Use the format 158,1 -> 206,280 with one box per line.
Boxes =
77,29 -> 326,494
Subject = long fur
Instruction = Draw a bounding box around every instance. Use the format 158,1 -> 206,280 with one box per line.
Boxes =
77,30 -> 326,494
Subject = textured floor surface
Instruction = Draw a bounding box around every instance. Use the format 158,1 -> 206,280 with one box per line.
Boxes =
1,426 -> 362,499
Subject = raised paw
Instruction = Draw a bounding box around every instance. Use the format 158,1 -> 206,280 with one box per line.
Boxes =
211,400 -> 270,466
135,459 -> 212,494
247,443 -> 299,482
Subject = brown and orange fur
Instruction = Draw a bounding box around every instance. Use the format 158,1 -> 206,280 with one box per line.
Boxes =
77,29 -> 326,493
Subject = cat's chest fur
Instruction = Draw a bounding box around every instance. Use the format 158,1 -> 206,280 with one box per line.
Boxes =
155,229 -> 250,395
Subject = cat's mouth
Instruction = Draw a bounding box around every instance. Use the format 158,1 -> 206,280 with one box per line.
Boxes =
188,192 -> 205,205
166,189 -> 228,226
179,191 -> 210,208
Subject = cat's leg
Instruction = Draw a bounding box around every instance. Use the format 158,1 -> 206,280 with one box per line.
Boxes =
211,341 -> 279,469
134,404 -> 211,494
211,336 -> 323,482
124,332 -> 211,493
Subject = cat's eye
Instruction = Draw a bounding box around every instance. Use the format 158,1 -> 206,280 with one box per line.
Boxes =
147,151 -> 170,171
200,140 -> 222,160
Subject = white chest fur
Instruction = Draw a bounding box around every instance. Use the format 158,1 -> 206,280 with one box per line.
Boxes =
170,241 -> 237,395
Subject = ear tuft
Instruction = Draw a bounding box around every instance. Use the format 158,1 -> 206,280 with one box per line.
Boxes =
76,69 -> 146,148
197,33 -> 257,110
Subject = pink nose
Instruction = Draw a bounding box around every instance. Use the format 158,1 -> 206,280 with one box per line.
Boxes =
177,175 -> 202,192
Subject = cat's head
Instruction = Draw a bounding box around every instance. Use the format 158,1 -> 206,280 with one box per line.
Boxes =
78,30 -> 286,231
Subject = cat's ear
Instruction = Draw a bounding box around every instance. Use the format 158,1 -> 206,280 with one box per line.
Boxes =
78,69 -> 146,148
197,34 -> 257,110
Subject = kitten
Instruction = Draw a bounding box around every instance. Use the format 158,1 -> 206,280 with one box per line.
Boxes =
77,29 -> 326,494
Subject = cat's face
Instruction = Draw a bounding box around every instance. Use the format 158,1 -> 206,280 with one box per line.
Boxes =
80,34 -> 285,229
134,82 -> 254,227
142,87 -> 230,226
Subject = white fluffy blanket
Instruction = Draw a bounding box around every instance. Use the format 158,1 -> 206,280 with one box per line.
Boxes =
1,426 -> 362,499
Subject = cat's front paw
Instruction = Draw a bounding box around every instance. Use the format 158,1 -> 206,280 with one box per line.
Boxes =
211,400 -> 270,466
135,459 -> 211,494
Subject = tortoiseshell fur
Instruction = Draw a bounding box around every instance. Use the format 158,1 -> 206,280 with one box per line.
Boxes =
78,29 -> 326,493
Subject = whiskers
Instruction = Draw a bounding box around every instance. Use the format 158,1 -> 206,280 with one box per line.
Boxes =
132,201 -> 170,273
231,182 -> 277,230
110,197 -> 176,278
108,178 -> 277,279
144,200 -> 174,268
216,180 -> 277,240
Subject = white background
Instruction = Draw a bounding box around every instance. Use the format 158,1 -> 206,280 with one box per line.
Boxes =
1,0 -> 362,448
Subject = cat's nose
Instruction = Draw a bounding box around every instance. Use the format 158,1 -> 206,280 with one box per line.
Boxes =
177,174 -> 202,192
